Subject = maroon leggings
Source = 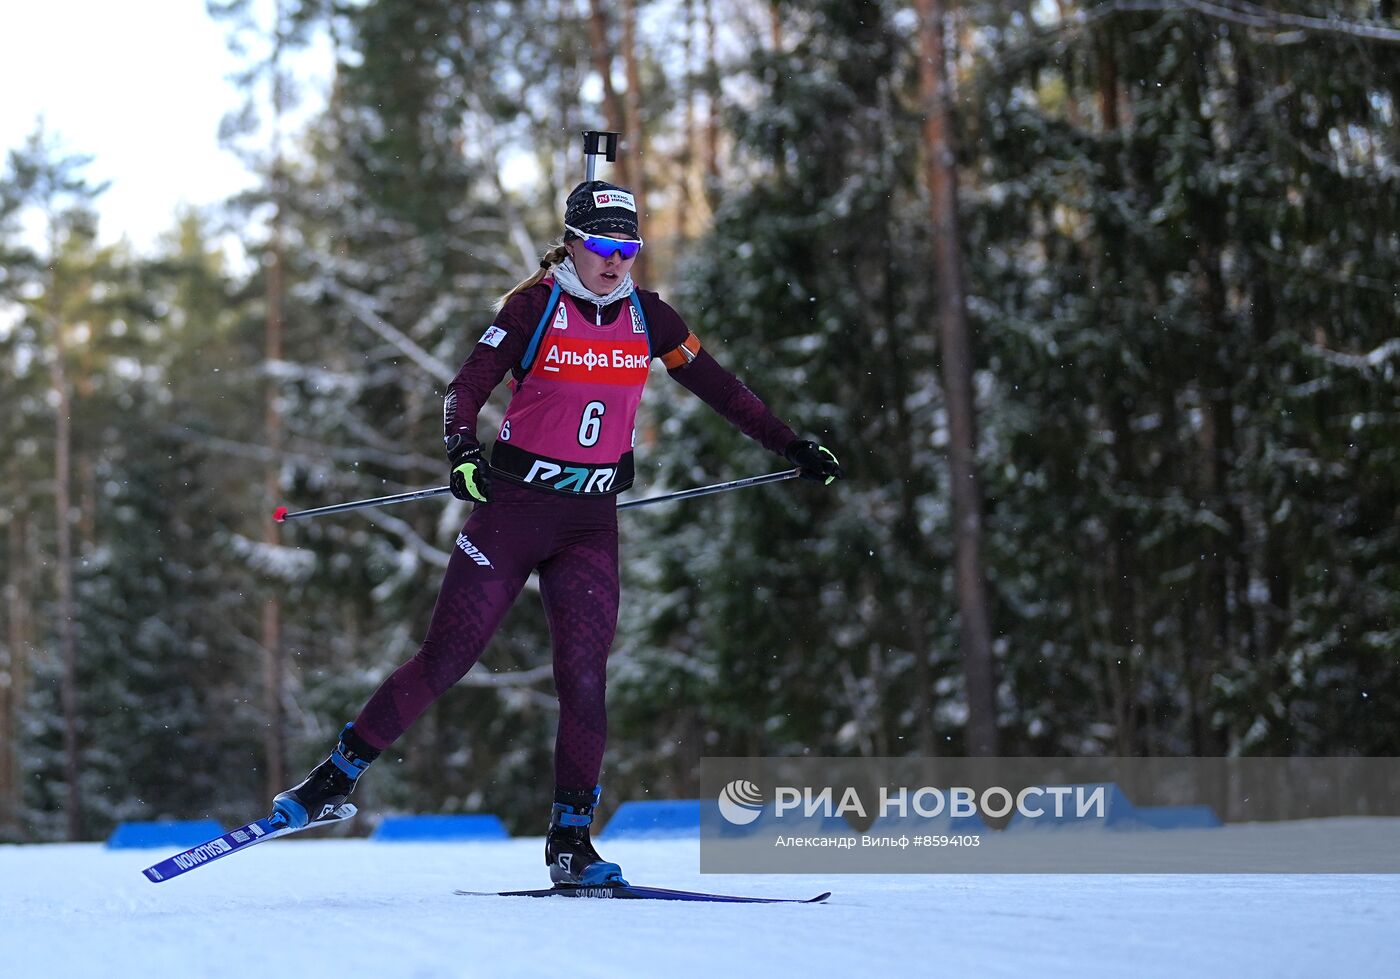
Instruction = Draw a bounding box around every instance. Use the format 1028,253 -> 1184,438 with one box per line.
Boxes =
352,480 -> 619,791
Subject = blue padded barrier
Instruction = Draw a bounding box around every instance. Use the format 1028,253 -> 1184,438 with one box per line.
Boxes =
370,813 -> 510,842
1003,782 -> 1143,831
699,799 -> 858,839
1004,784 -> 1224,831
866,811 -> 989,835
106,819 -> 226,849
1134,804 -> 1223,829
600,799 -> 702,838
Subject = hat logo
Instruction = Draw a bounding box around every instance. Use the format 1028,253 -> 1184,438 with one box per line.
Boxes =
592,189 -> 636,212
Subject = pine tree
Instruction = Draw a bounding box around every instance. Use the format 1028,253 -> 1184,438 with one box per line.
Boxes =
613,0 -> 968,792
960,0 -> 1400,754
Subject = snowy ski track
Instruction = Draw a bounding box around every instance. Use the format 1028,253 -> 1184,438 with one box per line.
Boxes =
2,835 -> 1397,977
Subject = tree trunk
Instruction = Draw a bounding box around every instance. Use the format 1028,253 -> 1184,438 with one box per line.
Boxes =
1095,23 -> 1140,755
915,0 -> 998,756
1185,35 -> 1236,757
1235,38 -> 1289,744
262,2 -> 288,800
0,527 -> 12,832
702,0 -> 721,210
680,0 -> 700,239
1,511 -> 28,835
49,256 -> 83,840
585,0 -> 628,175
263,235 -> 286,800
619,0 -> 649,281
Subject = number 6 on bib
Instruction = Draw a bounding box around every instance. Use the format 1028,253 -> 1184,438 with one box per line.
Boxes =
579,401 -> 605,446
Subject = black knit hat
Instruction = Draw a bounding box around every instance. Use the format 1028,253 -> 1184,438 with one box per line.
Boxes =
564,180 -> 639,238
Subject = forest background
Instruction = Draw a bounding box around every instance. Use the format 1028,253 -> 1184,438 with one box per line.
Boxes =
1,0 -> 1396,842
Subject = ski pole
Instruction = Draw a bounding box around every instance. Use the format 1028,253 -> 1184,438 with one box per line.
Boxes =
273,485 -> 452,523
272,469 -> 803,523
615,468 -> 800,510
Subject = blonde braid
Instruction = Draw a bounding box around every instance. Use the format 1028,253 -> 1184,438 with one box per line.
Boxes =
493,242 -> 569,313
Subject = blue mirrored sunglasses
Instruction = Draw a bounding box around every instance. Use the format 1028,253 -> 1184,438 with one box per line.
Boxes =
565,224 -> 643,260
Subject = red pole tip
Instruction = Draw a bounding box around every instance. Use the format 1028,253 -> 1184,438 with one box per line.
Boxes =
273,506 -> 288,523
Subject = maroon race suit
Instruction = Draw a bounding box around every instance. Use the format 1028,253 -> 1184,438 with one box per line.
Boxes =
351,280 -> 797,790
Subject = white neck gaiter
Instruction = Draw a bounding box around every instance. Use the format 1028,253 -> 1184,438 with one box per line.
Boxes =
551,257 -> 636,313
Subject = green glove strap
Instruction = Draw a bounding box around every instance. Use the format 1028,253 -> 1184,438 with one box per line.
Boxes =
452,461 -> 489,503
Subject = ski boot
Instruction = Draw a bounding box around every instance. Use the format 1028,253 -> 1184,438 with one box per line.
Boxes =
546,785 -> 628,887
272,723 -> 379,829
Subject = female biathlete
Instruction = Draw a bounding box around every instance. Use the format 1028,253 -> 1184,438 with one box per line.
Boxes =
271,180 -> 843,887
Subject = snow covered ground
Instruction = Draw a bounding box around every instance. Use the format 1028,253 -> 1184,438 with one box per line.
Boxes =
3,833 -> 1398,978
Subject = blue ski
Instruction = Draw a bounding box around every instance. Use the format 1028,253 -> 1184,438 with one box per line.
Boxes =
141,804 -> 357,883
454,884 -> 830,904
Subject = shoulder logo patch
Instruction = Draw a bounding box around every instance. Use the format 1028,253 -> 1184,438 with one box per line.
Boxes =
554,302 -> 569,330
479,325 -> 507,348
630,305 -> 645,334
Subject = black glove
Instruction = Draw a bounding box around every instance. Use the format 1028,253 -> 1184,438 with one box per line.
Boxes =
446,434 -> 493,503
785,439 -> 844,485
